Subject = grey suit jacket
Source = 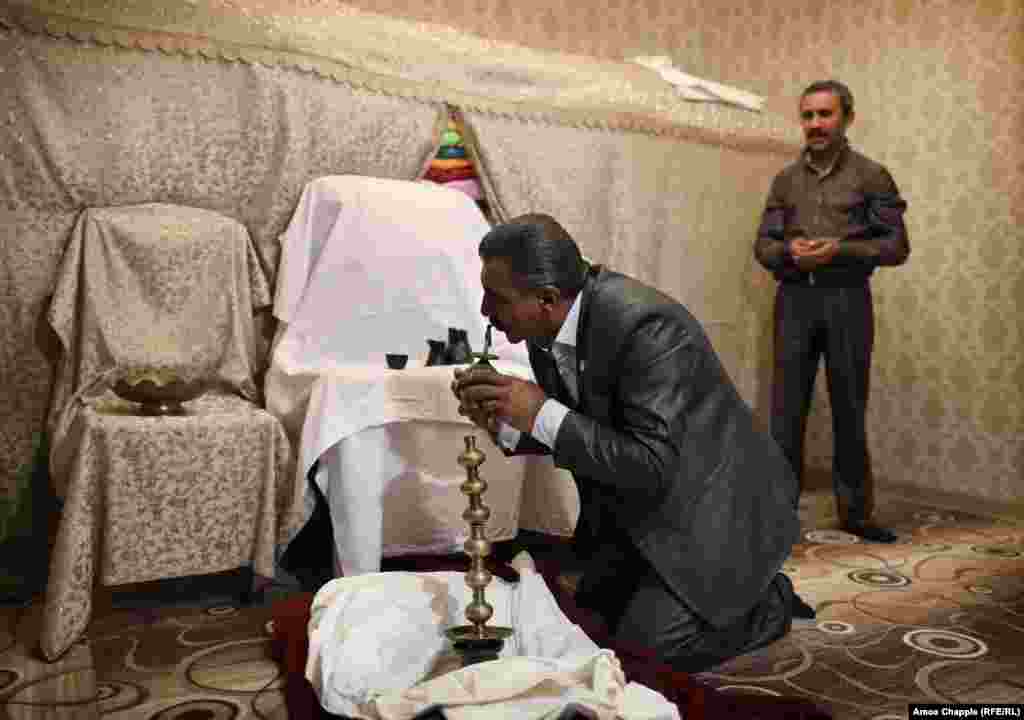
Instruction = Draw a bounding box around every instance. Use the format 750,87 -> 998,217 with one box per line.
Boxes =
511,266 -> 800,628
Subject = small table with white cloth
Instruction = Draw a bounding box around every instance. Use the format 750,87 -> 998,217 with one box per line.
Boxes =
266,176 -> 579,577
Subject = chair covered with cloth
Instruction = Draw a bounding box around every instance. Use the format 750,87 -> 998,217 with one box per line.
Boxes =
41,203 -> 301,661
265,175 -> 578,579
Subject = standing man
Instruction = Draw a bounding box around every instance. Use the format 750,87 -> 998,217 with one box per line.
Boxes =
755,80 -> 910,543
453,214 -> 811,673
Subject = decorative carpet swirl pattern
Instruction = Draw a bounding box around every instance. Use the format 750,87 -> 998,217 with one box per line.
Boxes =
701,502 -> 1024,718
1,497 -> 1022,719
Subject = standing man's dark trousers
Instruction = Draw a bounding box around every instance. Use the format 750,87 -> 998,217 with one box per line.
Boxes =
771,280 -> 875,527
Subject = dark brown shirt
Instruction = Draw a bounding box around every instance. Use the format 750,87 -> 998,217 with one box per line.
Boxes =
755,141 -> 910,284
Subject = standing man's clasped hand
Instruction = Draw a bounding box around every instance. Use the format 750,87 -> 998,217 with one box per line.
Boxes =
789,236 -> 839,271
451,368 -> 547,435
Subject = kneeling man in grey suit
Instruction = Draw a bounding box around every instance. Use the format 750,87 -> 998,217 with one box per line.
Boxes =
453,213 -> 812,672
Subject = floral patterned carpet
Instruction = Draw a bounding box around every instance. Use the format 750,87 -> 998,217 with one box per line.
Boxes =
1,496 -> 1022,719
698,501 -> 1024,719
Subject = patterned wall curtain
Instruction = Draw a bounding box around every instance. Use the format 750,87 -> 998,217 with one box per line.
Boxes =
0,1 -> 806,516
0,23 -> 445,519
462,110 -> 793,413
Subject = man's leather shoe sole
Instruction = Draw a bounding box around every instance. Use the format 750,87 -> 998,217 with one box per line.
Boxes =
843,524 -> 898,543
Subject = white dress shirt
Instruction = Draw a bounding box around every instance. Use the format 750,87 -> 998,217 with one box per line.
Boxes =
496,293 -> 582,451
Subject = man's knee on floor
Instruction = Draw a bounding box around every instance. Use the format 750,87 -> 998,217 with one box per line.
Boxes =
616,574 -> 795,673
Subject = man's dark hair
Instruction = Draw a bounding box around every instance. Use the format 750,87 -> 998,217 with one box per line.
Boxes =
478,213 -> 588,297
801,80 -> 854,118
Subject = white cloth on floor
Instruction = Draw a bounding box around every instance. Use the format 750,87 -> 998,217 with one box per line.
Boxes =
307,573 -> 451,714
306,565 -> 679,720
373,653 -> 680,720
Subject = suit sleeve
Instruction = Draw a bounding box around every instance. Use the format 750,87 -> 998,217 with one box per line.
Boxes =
502,433 -> 551,457
550,316 -> 693,504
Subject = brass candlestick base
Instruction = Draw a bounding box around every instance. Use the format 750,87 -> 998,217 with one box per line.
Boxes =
446,627 -> 512,666
444,433 -> 513,666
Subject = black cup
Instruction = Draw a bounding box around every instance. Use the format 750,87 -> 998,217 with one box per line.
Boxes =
445,328 -> 473,365
425,339 -> 447,367
386,353 -> 408,370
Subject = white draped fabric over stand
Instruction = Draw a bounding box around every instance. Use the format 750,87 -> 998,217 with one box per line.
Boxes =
307,363 -> 570,576
266,176 -> 578,576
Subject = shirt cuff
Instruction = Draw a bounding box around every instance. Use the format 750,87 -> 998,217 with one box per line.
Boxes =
530,399 -> 571,449
783,239 -> 797,267
496,421 -> 522,451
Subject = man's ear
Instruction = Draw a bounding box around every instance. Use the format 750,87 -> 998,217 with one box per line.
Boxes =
537,287 -> 561,308
843,109 -> 856,131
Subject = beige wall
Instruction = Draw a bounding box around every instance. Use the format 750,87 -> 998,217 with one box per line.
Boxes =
342,0 -> 1024,503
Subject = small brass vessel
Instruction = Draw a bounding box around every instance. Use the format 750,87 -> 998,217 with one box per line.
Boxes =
469,323 -> 498,370
112,368 -> 207,415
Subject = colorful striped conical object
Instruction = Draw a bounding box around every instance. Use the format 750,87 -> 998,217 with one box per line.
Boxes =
425,117 -> 483,201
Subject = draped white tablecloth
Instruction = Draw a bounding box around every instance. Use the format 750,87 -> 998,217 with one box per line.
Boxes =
266,176 -> 577,575
306,362 -> 552,576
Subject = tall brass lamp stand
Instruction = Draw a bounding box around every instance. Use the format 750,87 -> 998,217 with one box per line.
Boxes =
446,326 -> 514,666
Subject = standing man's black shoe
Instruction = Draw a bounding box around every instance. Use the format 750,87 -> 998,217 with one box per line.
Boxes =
843,523 -> 898,543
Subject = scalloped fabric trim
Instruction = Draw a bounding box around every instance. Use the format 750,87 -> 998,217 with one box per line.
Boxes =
0,3 -> 800,153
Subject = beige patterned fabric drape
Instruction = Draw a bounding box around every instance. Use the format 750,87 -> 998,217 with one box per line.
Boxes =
40,393 -> 294,661
0,1 -> 794,144
0,0 -> 823,526
3,0 -> 1015,522
0,0 -> 803,511
46,205 -> 271,489
0,18 -> 444,507
463,111 -> 796,409
38,203 -> 306,661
